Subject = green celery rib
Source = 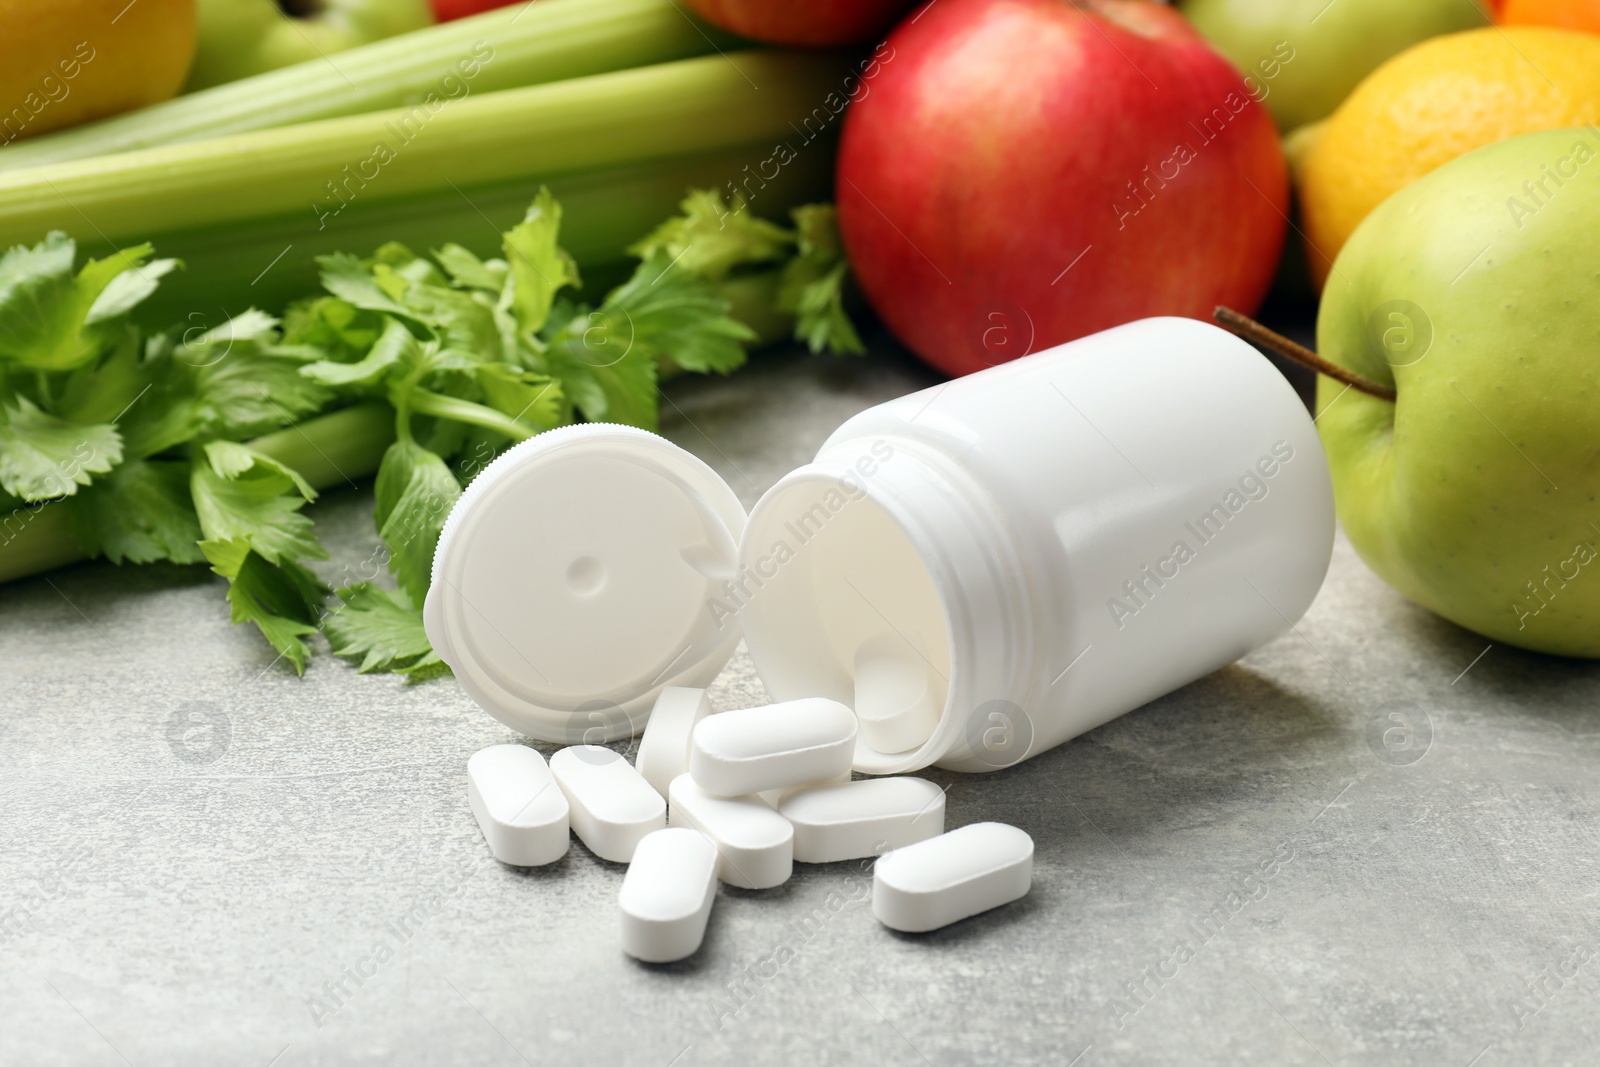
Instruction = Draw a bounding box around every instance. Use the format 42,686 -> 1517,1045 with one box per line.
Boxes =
247,402 -> 396,492
0,50 -> 848,251
130,139 -> 837,323
0,0 -> 735,174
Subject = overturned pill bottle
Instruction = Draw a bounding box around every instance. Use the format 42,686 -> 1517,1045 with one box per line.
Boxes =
424,317 -> 1335,774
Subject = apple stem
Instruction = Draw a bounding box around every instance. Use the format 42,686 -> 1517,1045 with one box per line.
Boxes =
1212,306 -> 1397,403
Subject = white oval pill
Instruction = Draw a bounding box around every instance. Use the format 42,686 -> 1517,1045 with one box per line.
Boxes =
667,774 -> 793,889
619,827 -> 719,963
550,746 -> 667,863
854,633 -> 941,754
873,822 -> 1033,932
689,697 -> 857,797
636,687 -> 714,798
780,777 -> 946,863
467,745 -> 569,867
758,769 -> 851,810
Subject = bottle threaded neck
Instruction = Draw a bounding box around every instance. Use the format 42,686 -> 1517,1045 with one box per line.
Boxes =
739,433 -> 1034,774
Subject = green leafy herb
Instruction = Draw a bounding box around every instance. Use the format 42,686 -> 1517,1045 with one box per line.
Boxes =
200,537 -> 326,674
322,583 -> 441,675
0,186 -> 863,679
630,191 -> 864,356
67,459 -> 204,565
0,233 -> 178,372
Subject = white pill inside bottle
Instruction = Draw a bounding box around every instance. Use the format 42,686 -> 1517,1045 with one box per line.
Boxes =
853,632 -> 941,754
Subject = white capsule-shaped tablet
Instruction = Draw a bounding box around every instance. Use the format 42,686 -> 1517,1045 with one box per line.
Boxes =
690,697 -> 857,797
550,746 -> 667,863
667,774 -> 793,889
467,744 -> 569,867
758,769 -> 851,810
636,687 -> 714,798
854,632 -> 941,754
779,777 -> 946,863
873,822 -> 1033,932
619,827 -> 719,963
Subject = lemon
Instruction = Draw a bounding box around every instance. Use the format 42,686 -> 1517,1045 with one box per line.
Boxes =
0,0 -> 196,143
1295,26 -> 1600,288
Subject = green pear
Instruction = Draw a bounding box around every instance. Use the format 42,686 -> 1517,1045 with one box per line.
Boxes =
1179,0 -> 1487,131
1315,126 -> 1600,656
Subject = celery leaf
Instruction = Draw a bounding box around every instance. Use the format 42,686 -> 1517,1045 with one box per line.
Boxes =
0,396 -> 122,501
0,233 -> 177,371
66,458 -> 204,564
200,537 -> 325,676
373,440 -> 459,604
301,316 -> 418,389
473,363 -> 566,433
324,583 -> 441,675
504,187 -> 580,336
318,253 -> 417,321
542,322 -> 659,430
777,204 -> 864,356
190,443 -> 325,566
187,313 -> 334,437
627,190 -> 793,282
433,244 -> 506,292
282,296 -> 384,359
556,251 -> 754,377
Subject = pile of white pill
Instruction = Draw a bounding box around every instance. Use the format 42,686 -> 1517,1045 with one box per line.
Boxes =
466,687 -> 1033,962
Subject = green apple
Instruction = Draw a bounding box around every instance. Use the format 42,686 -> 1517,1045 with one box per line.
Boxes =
1179,0 -> 1488,131
1315,127 -> 1600,657
184,0 -> 435,92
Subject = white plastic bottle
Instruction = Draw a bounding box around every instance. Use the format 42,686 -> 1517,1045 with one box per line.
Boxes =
425,317 -> 1334,774
728,316 -> 1334,772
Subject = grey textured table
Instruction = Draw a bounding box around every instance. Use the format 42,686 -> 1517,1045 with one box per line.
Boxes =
3,340 -> 1598,1067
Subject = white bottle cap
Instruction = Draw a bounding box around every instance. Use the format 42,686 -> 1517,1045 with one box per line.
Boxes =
423,424 -> 747,743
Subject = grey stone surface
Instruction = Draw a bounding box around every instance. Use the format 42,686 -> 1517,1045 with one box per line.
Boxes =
3,340 -> 1599,1067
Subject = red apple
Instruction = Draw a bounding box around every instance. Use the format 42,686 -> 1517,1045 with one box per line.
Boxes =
431,0 -> 516,20
836,0 -> 1288,376
681,0 -> 917,46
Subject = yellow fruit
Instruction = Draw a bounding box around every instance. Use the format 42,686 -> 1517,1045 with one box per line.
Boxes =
1295,26 -> 1600,288
0,0 -> 196,144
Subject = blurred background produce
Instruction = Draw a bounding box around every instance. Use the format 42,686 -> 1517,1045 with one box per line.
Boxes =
1496,0 -> 1600,31
184,0 -> 434,91
1294,25 -> 1600,287
430,0 -> 519,20
1180,0 -> 1488,131
0,0 -> 195,142
680,0 -> 918,46
0,0 -> 729,171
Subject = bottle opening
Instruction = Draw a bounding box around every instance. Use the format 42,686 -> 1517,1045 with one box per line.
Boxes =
736,469 -> 956,773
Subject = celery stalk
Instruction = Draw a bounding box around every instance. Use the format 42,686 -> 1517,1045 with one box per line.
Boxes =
131,139 -> 836,324
0,51 -> 847,252
0,0 -> 734,174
